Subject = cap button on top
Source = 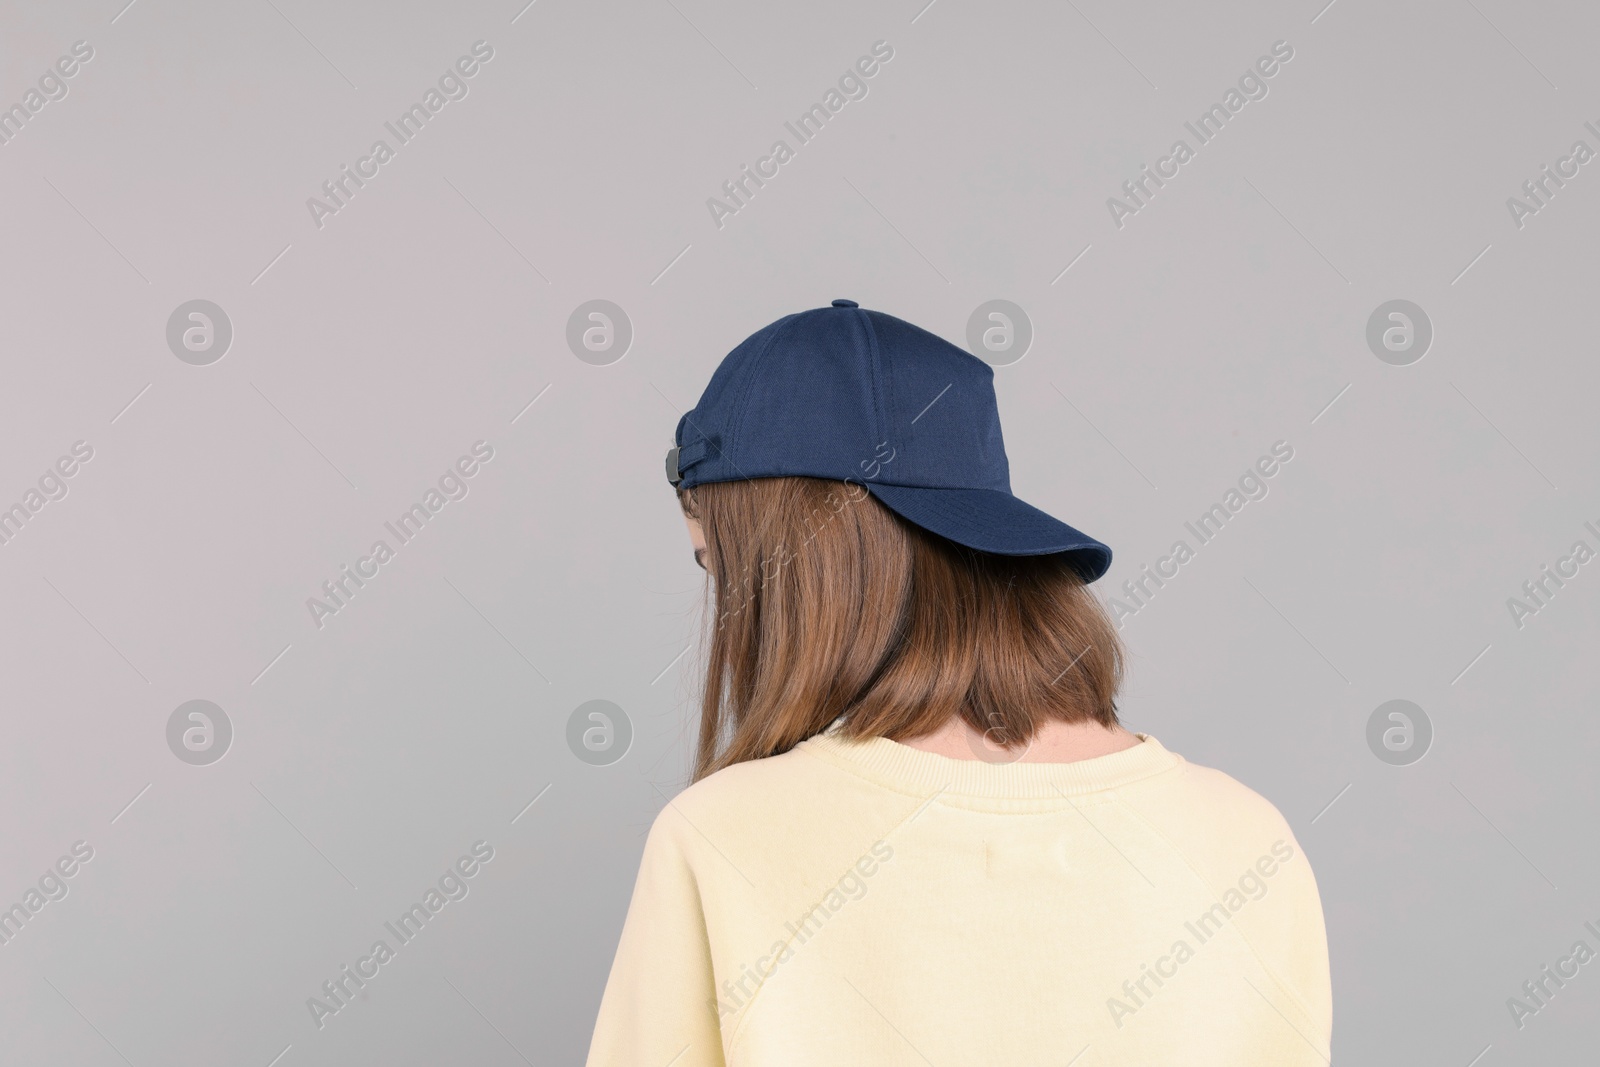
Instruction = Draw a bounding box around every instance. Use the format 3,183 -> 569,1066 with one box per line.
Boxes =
831,299 -> 859,308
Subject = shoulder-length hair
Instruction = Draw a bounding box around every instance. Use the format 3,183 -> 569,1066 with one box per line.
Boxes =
677,475 -> 1125,783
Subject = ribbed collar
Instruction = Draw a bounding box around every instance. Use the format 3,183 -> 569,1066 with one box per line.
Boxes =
796,730 -> 1183,800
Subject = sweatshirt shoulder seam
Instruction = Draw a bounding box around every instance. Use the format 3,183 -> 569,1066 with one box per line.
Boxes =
1112,770 -> 1329,1047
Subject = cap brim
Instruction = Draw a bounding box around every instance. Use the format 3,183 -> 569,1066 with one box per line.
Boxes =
864,483 -> 1112,581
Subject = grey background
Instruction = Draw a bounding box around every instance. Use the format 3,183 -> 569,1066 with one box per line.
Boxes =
1,0 -> 1596,1063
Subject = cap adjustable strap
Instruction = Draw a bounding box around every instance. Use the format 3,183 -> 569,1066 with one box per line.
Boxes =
665,436 -> 716,487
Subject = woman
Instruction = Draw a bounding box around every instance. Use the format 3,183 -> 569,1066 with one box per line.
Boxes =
586,300 -> 1332,1065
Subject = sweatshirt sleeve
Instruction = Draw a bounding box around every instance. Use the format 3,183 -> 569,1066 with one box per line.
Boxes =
1260,827 -> 1333,1046
586,805 -> 727,1067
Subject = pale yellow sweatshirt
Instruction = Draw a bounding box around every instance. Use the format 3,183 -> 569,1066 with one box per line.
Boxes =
586,731 -> 1332,1066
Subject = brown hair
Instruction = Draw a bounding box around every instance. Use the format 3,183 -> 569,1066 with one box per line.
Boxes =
677,476 -> 1125,782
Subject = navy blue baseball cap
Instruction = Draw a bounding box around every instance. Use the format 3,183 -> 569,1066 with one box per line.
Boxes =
667,299 -> 1112,582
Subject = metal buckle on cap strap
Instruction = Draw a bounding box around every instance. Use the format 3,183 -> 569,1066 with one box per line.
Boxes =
666,436 -> 714,487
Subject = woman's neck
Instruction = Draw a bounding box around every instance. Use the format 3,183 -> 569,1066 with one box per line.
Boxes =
898,715 -> 1142,764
